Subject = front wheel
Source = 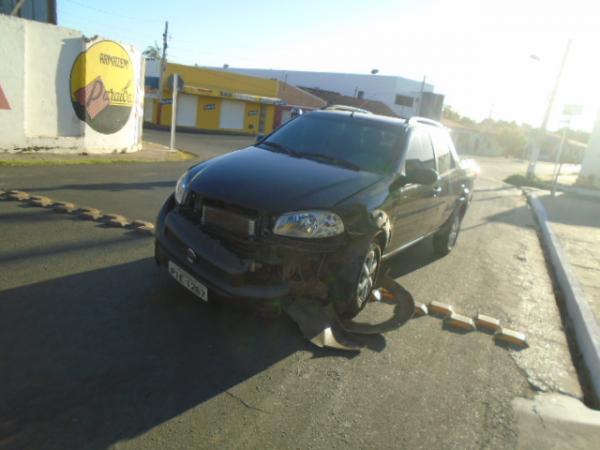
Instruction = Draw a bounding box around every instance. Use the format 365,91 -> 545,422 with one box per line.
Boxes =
433,209 -> 462,256
332,240 -> 382,319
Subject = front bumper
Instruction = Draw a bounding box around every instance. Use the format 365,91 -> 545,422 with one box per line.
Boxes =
155,195 -> 297,304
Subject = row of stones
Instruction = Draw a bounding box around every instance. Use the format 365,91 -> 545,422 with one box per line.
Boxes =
1,189 -> 155,236
413,300 -> 529,349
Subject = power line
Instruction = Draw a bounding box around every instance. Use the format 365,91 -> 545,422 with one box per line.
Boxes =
63,0 -> 162,23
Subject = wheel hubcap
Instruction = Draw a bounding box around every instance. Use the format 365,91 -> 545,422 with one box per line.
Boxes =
357,248 -> 378,306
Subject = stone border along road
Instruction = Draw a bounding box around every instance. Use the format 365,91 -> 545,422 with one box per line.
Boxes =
1,189 -> 155,236
1,188 -> 530,350
525,189 -> 600,403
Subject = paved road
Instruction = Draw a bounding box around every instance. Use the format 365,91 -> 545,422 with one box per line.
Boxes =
468,155 -> 580,185
0,132 -> 588,449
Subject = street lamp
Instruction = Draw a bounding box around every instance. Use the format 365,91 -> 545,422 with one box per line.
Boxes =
526,40 -> 572,179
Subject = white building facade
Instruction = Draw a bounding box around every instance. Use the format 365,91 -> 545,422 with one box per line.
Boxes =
0,15 -> 144,154
579,110 -> 600,189
219,68 -> 439,118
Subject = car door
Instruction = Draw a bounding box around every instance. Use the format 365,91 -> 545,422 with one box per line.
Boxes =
429,129 -> 458,229
385,128 -> 440,252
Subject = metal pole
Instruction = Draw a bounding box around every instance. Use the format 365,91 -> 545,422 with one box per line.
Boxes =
527,39 -> 572,178
170,74 -> 178,150
551,125 -> 568,196
418,75 -> 426,116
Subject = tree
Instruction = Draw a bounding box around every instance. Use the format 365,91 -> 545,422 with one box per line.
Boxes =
143,42 -> 161,59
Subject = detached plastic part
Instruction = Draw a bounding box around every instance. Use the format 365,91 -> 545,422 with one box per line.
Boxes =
494,328 -> 529,349
134,224 -> 155,236
101,213 -> 128,223
29,196 -> 53,207
53,202 -> 77,213
428,301 -> 454,318
131,220 -> 154,229
78,210 -> 103,221
474,313 -> 501,332
106,217 -> 131,228
284,273 -> 415,351
8,190 -> 30,201
414,303 -> 428,317
444,313 -> 476,331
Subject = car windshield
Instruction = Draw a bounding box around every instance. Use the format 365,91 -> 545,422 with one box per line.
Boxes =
260,114 -> 406,175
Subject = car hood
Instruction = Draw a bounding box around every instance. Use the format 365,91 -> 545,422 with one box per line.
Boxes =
187,146 -> 384,212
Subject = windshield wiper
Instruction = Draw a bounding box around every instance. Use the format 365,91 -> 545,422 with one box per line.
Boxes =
300,152 -> 360,171
260,141 -> 301,157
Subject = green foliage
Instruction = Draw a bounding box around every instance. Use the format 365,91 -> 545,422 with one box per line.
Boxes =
143,42 -> 161,59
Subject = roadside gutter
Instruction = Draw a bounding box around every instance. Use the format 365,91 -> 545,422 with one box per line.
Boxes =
525,189 -> 600,403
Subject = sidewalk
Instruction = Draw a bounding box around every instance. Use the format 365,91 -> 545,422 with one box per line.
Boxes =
539,193 -> 600,319
0,140 -> 195,166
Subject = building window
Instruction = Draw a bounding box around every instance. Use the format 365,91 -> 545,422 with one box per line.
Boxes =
395,94 -> 414,107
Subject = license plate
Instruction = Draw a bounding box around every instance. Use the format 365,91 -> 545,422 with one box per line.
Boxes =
168,261 -> 208,301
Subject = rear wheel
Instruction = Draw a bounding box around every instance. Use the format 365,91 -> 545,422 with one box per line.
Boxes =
332,240 -> 382,319
433,209 -> 461,256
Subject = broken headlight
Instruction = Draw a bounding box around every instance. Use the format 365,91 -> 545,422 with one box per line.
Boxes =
174,170 -> 191,204
273,211 -> 344,238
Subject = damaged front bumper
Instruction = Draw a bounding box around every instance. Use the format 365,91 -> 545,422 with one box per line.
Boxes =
154,195 -> 345,305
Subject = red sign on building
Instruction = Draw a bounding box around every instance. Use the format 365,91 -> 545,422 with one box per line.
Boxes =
0,84 -> 10,110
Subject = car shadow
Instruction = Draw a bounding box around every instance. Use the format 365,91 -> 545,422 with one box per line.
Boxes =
382,236 -> 442,279
0,258 -> 347,450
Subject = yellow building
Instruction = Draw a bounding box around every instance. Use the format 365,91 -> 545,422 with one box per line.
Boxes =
144,63 -> 282,135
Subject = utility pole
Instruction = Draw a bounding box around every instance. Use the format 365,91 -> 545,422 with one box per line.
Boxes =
418,75 -> 426,116
157,21 -> 169,124
10,0 -> 27,15
526,39 -> 571,178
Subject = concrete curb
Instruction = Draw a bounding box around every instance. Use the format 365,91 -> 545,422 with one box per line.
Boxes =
526,190 -> 600,400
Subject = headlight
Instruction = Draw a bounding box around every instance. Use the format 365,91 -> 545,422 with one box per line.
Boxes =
273,210 -> 344,238
174,171 -> 190,204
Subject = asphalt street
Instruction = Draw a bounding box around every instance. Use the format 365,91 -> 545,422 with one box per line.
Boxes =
0,130 -> 591,449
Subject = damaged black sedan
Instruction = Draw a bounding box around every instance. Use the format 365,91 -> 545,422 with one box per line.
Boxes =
155,111 -> 474,318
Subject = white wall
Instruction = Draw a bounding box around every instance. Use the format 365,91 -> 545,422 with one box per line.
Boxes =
0,15 -> 144,154
579,111 -> 600,188
0,17 -> 26,148
219,67 -> 434,117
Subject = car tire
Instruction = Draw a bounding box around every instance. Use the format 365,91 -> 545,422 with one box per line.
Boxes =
433,209 -> 462,256
331,240 -> 382,319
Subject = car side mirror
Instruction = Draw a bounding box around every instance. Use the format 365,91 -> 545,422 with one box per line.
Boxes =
255,134 -> 265,145
405,167 -> 439,185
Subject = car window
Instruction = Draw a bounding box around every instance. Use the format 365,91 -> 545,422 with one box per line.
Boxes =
403,129 -> 436,175
261,114 -> 406,175
431,130 -> 455,174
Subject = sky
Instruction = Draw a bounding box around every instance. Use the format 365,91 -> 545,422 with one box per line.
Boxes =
57,0 -> 600,132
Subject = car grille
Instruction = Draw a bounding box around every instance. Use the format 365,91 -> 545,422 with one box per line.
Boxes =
182,193 -> 260,241
200,205 -> 256,237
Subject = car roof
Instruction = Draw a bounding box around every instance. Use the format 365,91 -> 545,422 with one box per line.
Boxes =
308,109 -> 408,127
324,104 -> 372,114
306,110 -> 448,134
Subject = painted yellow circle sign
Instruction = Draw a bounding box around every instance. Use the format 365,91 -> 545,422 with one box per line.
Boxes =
70,40 -> 135,134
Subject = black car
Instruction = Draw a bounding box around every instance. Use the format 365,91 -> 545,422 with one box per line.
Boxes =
155,111 -> 474,318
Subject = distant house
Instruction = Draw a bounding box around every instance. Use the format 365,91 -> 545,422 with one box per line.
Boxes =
144,61 -> 283,135
442,119 -> 504,156
219,67 -> 443,119
274,82 -> 326,128
301,87 -> 398,117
